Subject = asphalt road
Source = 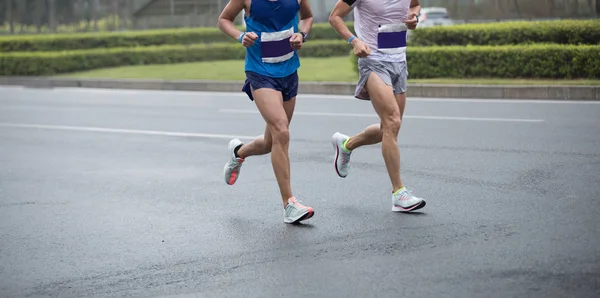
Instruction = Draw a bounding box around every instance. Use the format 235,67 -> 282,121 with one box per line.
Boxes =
1,86 -> 599,298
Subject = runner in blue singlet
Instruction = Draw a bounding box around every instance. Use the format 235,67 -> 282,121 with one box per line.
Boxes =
218,0 -> 315,224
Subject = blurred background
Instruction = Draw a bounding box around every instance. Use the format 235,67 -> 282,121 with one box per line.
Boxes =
1,0 -> 599,34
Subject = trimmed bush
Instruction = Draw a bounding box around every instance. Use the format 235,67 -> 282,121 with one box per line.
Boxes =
0,40 -> 349,76
350,44 -> 600,79
0,23 -> 353,52
410,19 -> 600,46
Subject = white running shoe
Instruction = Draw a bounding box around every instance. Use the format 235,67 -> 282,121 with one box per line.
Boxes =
284,197 -> 314,224
332,132 -> 352,178
223,138 -> 244,185
391,188 -> 426,212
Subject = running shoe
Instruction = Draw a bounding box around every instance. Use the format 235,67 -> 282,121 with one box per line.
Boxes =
284,197 -> 314,224
391,187 -> 426,212
223,138 -> 244,185
332,132 -> 352,178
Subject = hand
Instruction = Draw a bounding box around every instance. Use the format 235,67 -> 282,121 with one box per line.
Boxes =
289,33 -> 303,50
241,32 -> 258,47
404,12 -> 418,30
351,38 -> 371,58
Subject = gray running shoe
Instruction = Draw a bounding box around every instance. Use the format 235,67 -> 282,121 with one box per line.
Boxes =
284,197 -> 314,224
391,188 -> 426,212
223,138 -> 244,185
332,132 -> 352,178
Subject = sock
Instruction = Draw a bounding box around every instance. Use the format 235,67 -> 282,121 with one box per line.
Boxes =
393,187 -> 406,195
234,144 -> 242,158
342,138 -> 352,152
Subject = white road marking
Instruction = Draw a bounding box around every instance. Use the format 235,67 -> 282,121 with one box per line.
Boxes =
219,109 -> 545,123
196,91 -> 600,105
0,123 -> 257,140
3,87 -> 598,105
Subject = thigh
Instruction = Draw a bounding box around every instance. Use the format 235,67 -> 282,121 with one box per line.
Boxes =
392,61 -> 408,118
281,71 -> 299,103
262,96 -> 296,143
365,72 -> 400,122
251,86 -> 288,128
395,93 -> 406,119
243,71 -> 283,101
261,71 -> 298,141
355,58 -> 394,101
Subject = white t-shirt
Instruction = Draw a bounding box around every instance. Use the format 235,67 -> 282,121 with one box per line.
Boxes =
344,0 -> 411,62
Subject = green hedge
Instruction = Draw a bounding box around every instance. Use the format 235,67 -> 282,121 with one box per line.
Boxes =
410,19 -> 600,46
351,44 -> 600,79
0,40 -> 349,76
0,23 -> 354,53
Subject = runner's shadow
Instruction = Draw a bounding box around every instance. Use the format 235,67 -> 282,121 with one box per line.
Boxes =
395,211 -> 428,216
287,222 -> 315,228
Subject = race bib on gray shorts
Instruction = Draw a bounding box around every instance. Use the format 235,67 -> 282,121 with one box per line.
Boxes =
355,58 -> 408,101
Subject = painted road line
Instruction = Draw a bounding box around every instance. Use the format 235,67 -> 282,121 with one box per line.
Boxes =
200,91 -> 600,105
0,123 -> 257,140
4,87 -> 598,105
219,109 -> 545,123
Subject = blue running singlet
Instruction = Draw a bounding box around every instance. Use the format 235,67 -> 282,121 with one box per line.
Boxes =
243,0 -> 301,78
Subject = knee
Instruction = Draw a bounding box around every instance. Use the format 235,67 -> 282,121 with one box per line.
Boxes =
270,122 -> 290,145
381,114 -> 401,135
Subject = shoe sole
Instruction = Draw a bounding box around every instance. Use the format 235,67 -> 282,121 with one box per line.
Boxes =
284,209 -> 315,224
391,200 -> 426,212
224,139 -> 243,185
332,134 -> 347,178
223,164 -> 239,185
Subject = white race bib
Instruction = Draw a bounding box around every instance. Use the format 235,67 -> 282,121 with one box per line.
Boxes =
260,27 -> 295,63
377,24 -> 408,55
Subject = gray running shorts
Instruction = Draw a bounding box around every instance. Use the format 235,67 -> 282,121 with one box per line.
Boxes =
355,57 -> 408,100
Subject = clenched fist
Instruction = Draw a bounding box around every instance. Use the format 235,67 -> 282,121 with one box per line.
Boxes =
351,38 -> 371,58
241,32 -> 258,47
404,12 -> 419,30
289,33 -> 304,50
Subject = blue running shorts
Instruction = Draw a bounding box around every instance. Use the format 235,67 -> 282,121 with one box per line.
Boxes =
242,71 -> 299,102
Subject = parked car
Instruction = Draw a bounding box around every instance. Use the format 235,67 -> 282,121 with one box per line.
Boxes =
418,7 -> 454,28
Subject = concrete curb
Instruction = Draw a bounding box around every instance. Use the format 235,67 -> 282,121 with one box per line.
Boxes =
0,77 -> 598,101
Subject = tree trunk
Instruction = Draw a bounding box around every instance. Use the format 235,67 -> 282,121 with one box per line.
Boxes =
170,0 -> 175,27
91,0 -> 98,31
513,0 -> 521,18
451,0 -> 459,20
48,0 -> 57,33
110,0 -> 118,30
467,0 -> 475,21
17,0 -> 25,33
35,0 -> 43,33
127,0 -> 135,29
588,0 -> 597,16
6,0 -> 14,34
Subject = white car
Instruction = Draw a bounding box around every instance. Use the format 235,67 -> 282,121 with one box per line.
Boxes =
418,7 -> 454,28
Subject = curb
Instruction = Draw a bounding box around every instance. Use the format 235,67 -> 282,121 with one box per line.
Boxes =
0,77 -> 598,101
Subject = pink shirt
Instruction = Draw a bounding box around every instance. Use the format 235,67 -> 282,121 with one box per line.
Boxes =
346,0 -> 411,62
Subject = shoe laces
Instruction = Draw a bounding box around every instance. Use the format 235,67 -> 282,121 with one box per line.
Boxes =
340,151 -> 351,164
230,158 -> 243,170
288,197 -> 306,209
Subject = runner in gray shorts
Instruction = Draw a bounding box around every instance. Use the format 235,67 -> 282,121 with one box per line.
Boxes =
327,0 -> 427,213
356,58 -> 408,100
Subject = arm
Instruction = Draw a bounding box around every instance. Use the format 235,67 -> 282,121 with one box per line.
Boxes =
298,0 -> 314,38
217,0 -> 245,40
405,0 -> 421,30
290,0 -> 314,49
217,0 -> 257,46
329,0 -> 371,57
328,0 -> 356,43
